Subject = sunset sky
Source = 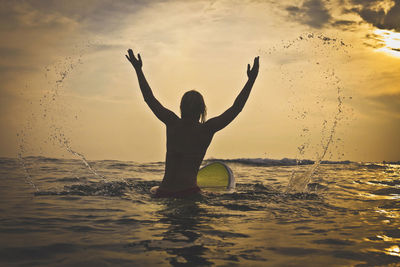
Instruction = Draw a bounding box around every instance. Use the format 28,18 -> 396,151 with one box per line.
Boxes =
0,0 -> 399,162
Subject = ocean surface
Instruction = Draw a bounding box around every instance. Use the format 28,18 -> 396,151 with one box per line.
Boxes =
1,156 -> 400,266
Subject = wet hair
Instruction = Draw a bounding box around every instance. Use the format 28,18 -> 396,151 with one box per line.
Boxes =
180,90 -> 207,123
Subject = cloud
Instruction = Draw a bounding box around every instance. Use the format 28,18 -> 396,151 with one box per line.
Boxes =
0,64 -> 36,73
367,92 -> 400,118
0,0 -> 157,34
0,47 -> 26,59
363,32 -> 387,48
283,0 -> 400,33
90,44 -> 127,52
349,0 -> 400,32
0,1 -> 78,31
286,0 -> 332,28
331,19 -> 359,30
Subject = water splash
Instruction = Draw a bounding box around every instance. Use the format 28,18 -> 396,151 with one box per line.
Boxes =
286,81 -> 344,192
17,153 -> 39,192
17,118 -> 39,191
260,32 -> 351,192
63,137 -> 127,183
60,132 -> 107,182
17,40 -> 122,189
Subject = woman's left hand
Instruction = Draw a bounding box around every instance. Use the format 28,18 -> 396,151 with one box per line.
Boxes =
125,49 -> 143,70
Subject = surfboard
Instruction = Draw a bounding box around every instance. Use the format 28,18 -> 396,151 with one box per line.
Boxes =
197,161 -> 235,192
150,161 -> 235,197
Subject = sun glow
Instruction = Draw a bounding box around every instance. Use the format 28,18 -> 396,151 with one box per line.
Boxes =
374,29 -> 400,58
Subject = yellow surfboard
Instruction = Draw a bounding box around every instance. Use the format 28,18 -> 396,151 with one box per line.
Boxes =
197,162 -> 235,191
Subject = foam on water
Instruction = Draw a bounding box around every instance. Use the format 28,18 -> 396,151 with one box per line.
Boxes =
206,158 -> 351,166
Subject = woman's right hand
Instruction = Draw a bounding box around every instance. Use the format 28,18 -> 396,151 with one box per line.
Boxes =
125,49 -> 143,70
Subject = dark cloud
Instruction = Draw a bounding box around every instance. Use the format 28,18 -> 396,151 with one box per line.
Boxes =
284,0 -> 400,33
286,0 -> 332,28
367,92 -> 400,117
0,47 -> 26,59
0,0 -> 158,80
91,44 -> 127,52
0,64 -> 35,73
331,19 -> 359,30
0,0 -> 158,34
332,20 -> 356,26
350,0 -> 400,32
362,32 -> 386,48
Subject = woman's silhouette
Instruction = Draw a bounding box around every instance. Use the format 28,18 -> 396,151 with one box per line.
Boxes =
126,49 -> 259,197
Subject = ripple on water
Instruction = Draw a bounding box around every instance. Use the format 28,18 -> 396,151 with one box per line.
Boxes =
2,159 -> 400,266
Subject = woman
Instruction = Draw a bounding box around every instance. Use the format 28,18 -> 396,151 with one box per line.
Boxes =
125,49 -> 259,197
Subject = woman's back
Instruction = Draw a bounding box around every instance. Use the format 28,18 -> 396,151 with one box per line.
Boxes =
161,119 -> 214,191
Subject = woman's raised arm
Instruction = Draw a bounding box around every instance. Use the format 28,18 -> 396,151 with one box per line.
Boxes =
205,56 -> 259,132
126,49 -> 178,124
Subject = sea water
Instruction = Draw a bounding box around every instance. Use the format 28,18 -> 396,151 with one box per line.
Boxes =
1,157 -> 400,266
